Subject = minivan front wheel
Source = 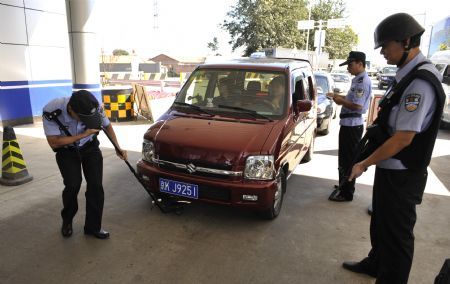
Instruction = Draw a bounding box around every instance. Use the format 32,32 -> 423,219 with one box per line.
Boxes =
261,170 -> 286,220
302,135 -> 314,163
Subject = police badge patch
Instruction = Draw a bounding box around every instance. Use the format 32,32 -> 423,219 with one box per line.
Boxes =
356,88 -> 364,98
404,93 -> 421,112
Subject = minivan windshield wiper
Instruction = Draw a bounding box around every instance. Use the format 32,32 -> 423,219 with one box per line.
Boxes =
173,102 -> 214,116
217,105 -> 273,121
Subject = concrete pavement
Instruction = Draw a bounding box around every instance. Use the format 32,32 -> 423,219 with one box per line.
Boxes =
1,116 -> 449,284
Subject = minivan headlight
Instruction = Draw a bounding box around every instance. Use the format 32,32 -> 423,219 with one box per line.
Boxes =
244,155 -> 274,180
142,139 -> 155,163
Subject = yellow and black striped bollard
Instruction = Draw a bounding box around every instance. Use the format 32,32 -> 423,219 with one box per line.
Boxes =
0,126 -> 33,186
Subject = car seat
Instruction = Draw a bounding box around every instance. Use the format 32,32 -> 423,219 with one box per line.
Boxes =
246,81 -> 262,96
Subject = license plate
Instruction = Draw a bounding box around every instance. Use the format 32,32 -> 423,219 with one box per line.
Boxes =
159,178 -> 199,199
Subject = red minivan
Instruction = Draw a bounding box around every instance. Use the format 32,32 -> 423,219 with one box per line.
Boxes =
137,57 -> 317,219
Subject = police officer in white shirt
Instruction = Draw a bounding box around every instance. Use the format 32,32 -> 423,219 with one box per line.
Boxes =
328,51 -> 372,202
342,13 -> 446,283
43,90 -> 127,239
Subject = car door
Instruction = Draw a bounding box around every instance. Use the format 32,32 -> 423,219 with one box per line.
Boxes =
286,71 -> 310,171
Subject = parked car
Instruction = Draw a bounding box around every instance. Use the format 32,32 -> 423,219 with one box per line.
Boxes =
330,72 -> 351,93
137,57 -> 318,219
430,50 -> 450,129
441,83 -> 450,129
366,67 -> 378,77
314,71 -> 337,135
377,66 -> 398,89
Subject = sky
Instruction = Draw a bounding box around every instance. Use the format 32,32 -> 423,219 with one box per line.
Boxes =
95,0 -> 449,64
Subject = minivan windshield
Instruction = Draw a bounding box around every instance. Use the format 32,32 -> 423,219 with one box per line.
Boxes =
174,69 -> 287,118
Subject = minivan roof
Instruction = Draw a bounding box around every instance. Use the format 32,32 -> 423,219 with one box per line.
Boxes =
200,57 -> 312,71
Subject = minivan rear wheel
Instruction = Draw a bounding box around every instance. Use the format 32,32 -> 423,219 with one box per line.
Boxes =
261,170 -> 286,220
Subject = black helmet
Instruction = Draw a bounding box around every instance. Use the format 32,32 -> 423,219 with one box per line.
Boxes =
374,13 -> 425,49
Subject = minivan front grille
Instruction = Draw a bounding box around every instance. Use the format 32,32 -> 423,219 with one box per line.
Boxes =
154,158 -> 242,179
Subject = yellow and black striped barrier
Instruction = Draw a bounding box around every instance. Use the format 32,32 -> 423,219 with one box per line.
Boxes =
0,126 -> 33,186
143,73 -> 167,81
102,87 -> 135,122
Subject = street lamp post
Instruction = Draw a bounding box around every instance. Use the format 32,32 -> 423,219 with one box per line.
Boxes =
306,2 -> 313,52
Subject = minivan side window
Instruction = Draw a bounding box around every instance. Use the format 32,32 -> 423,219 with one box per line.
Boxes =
307,76 -> 315,100
303,78 -> 310,100
293,76 -> 306,101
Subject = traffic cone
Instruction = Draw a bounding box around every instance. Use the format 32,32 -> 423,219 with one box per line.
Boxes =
0,126 -> 33,186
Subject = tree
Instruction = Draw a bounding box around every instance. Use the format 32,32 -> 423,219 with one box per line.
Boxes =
324,26 -> 358,59
112,49 -> 129,56
309,0 -> 358,59
222,0 -> 308,56
207,37 -> 220,55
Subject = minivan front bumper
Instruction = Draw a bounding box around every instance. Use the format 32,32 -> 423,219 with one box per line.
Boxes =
136,159 -> 278,210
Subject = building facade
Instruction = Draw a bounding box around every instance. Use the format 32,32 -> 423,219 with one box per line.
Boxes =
0,1 -> 73,126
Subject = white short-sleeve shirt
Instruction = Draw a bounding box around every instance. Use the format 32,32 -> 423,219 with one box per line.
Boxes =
42,97 -> 110,147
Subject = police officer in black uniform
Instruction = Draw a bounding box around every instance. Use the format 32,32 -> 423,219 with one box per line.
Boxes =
328,51 -> 372,202
43,90 -> 127,239
342,13 -> 445,283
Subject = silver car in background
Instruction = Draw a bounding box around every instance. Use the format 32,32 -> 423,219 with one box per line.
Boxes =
431,50 -> 450,129
314,71 -> 337,135
330,73 -> 351,94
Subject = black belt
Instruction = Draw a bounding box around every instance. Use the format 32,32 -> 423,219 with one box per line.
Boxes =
340,113 -> 362,119
54,137 -> 99,153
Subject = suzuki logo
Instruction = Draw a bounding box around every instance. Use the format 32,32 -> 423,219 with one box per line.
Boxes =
186,163 -> 196,174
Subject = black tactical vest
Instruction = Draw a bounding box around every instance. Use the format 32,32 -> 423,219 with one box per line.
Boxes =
374,61 -> 446,171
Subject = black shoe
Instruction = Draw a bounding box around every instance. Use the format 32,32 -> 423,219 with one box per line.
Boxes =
328,190 -> 353,202
342,259 -> 377,278
368,204 -> 373,215
84,229 -> 110,239
334,184 -> 339,189
61,222 -> 73,238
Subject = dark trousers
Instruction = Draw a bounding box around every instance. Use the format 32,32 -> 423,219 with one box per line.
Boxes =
367,167 -> 428,284
338,125 -> 363,195
55,142 -> 104,232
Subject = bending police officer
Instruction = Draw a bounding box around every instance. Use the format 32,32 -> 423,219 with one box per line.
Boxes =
43,90 -> 127,239
327,51 -> 372,202
342,13 -> 445,283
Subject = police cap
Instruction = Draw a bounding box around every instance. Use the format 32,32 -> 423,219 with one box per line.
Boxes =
339,51 -> 366,66
69,90 -> 102,129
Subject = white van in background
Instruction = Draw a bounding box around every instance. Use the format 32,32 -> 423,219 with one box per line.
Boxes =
430,50 -> 450,129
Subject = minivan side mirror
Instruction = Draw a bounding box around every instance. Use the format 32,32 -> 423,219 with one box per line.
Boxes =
296,100 -> 312,112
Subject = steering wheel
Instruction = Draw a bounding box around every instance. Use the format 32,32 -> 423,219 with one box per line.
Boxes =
251,98 -> 275,111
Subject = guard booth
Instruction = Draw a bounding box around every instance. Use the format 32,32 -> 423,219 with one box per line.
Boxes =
101,86 -> 135,122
